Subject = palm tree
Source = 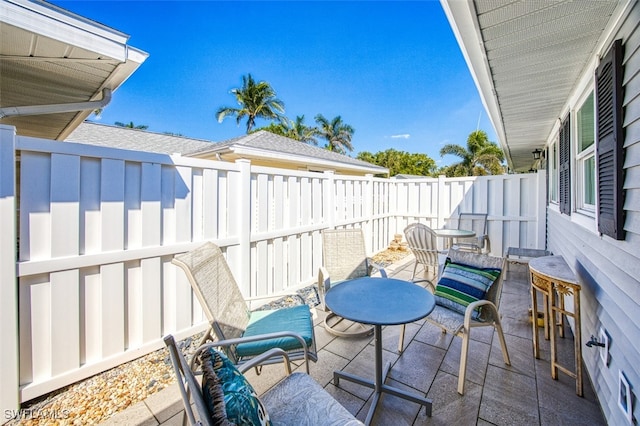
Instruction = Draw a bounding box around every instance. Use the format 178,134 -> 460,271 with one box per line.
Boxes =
115,121 -> 149,130
287,115 -> 318,145
216,74 -> 285,133
439,130 -> 505,176
314,114 -> 355,154
252,115 -> 318,145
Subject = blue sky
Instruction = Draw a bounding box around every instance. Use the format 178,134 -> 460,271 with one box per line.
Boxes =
52,0 -> 496,166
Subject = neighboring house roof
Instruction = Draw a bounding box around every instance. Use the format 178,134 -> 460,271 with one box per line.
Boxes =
0,0 -> 147,141
190,130 -> 389,175
66,122 -> 214,154
393,174 -> 431,179
442,0 -> 627,172
66,123 -> 389,176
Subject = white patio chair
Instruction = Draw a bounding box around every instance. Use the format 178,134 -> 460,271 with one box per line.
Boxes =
398,248 -> 510,395
403,222 -> 446,287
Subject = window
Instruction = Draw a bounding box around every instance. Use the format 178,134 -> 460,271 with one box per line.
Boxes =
576,92 -> 595,212
549,140 -> 558,203
595,39 -> 625,240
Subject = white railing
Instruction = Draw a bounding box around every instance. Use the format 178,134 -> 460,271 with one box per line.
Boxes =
0,126 -> 546,410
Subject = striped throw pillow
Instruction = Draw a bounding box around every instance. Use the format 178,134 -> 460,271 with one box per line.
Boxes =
434,260 -> 501,319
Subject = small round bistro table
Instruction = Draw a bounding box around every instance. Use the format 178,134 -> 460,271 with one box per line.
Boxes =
325,277 -> 435,424
433,228 -> 476,250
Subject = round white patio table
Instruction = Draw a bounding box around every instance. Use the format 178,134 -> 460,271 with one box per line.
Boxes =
432,228 -> 476,250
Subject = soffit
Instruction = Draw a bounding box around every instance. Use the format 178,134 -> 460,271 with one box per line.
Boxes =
0,0 -> 147,140
444,0 -> 623,172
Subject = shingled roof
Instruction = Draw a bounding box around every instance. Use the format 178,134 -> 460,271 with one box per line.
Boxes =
190,130 -> 388,174
66,123 -> 388,176
66,122 -> 213,154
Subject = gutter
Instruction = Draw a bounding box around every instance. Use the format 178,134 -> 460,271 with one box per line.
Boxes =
0,88 -> 112,119
229,145 -> 389,175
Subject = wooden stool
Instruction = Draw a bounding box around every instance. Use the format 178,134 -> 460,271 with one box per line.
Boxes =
529,256 -> 582,396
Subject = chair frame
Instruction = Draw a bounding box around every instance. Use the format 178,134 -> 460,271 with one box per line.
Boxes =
403,223 -> 443,287
318,228 -> 387,338
172,242 -> 317,374
455,212 -> 490,254
399,249 -> 510,395
164,334 -> 292,426
165,334 -> 364,426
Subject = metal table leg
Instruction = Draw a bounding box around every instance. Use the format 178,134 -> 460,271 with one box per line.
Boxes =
334,324 -> 433,424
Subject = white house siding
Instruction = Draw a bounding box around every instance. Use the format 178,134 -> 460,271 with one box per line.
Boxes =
547,3 -> 640,424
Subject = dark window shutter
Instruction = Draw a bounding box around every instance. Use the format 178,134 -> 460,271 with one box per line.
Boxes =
596,39 -> 625,240
559,116 -> 571,215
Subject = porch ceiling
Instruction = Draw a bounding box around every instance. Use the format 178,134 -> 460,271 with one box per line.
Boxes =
442,0 -> 626,172
0,0 -> 147,140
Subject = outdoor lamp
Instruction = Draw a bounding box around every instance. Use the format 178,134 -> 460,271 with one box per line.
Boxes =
532,149 -> 542,160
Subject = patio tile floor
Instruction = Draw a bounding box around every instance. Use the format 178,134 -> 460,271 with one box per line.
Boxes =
102,256 -> 606,425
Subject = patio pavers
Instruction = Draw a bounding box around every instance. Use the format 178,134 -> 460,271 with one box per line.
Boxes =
102,256 -> 606,425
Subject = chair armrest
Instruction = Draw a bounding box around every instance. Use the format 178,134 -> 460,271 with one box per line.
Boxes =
482,235 -> 491,253
245,291 -> 299,302
245,292 -> 303,311
366,258 -> 388,278
236,348 -> 292,375
191,332 -> 307,374
463,299 -> 499,330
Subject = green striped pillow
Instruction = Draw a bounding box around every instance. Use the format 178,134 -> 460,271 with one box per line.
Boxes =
434,260 -> 501,319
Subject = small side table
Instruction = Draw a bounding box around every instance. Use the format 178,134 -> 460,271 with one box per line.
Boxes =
505,247 -> 551,275
529,255 -> 582,396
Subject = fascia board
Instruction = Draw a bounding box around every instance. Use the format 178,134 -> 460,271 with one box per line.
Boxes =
1,0 -> 135,62
440,0 -> 510,166
230,145 -> 389,174
126,46 -> 149,64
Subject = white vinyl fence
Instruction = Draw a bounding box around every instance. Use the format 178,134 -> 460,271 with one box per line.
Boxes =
0,125 -> 546,411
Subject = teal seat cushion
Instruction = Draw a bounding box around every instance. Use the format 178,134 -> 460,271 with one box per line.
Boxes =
434,260 -> 501,319
237,305 -> 313,357
200,347 -> 271,425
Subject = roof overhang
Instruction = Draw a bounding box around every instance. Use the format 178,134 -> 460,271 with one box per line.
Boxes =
194,144 -> 389,176
441,0 -> 629,172
0,0 -> 148,140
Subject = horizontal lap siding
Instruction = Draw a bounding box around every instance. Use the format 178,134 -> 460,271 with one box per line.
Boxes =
548,5 -> 640,424
547,210 -> 640,424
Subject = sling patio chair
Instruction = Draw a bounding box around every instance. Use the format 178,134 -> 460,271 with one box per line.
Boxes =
398,248 -> 510,395
164,335 -> 362,426
172,242 -> 317,374
318,228 -> 387,337
403,222 -> 446,288
454,212 -> 490,254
